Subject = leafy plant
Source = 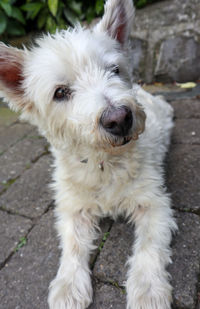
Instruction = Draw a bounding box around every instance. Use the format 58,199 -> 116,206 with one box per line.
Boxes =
19,0 -> 105,34
0,0 -> 159,38
0,0 -> 26,36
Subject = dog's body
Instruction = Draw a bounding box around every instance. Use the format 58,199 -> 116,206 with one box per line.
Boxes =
0,0 -> 177,308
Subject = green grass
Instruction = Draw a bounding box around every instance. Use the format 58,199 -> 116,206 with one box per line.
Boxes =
1,178 -> 17,189
98,231 -> 110,252
15,236 -> 27,252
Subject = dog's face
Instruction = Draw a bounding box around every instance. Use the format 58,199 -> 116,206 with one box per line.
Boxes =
0,0 -> 145,153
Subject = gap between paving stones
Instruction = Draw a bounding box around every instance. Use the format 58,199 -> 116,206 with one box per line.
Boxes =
0,143 -> 50,197
0,200 -> 54,272
161,90 -> 200,218
0,121 -> 33,156
91,220 -> 114,271
0,221 -> 34,271
92,275 -> 125,293
90,218 -> 128,295
0,195 -> 54,221
173,207 -> 200,218
94,211 -> 200,302
0,154 -> 53,218
0,204 -> 32,220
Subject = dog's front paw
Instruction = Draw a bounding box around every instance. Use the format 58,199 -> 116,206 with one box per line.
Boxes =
48,270 -> 92,309
126,277 -> 172,309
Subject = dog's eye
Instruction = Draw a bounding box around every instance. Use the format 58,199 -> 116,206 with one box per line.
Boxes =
54,86 -> 72,101
111,65 -> 120,75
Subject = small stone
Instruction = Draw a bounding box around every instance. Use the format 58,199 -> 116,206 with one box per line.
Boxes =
171,119 -> 200,145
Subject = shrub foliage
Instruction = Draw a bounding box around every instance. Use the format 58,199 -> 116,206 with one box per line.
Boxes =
0,0 -> 158,38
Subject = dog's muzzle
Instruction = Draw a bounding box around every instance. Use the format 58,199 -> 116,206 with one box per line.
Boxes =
100,105 -> 133,137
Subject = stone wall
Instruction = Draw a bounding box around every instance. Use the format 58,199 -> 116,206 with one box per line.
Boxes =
130,0 -> 200,83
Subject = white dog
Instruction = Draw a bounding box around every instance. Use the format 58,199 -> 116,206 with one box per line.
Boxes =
0,0 -> 177,308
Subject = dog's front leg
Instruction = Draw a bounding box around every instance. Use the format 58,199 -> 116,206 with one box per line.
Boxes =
48,209 -> 97,309
126,192 -> 177,309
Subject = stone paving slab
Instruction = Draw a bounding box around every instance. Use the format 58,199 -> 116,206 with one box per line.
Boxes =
0,133 -> 48,193
166,144 -> 200,213
93,212 -> 200,309
0,209 -> 199,309
0,122 -> 33,155
0,210 -> 32,268
88,281 -> 126,309
172,119 -> 200,145
0,210 -> 114,309
169,211 -> 200,309
0,155 -> 53,218
90,217 -> 113,267
0,210 -> 58,309
93,220 -> 133,286
170,98 -> 200,119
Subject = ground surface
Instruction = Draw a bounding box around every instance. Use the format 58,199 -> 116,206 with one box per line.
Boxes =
0,84 -> 200,309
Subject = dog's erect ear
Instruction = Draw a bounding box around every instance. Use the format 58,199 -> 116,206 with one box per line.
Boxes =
0,43 -> 28,112
95,0 -> 134,45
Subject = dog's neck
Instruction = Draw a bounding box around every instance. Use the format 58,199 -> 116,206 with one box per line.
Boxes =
52,140 -> 139,176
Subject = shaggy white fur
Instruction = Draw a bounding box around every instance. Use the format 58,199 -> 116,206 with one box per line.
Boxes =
0,0 -> 177,308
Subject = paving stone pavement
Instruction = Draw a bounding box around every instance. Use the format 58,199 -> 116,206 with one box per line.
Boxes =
0,85 -> 200,309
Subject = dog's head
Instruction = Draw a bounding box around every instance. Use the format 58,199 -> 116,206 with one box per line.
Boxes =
0,0 -> 146,153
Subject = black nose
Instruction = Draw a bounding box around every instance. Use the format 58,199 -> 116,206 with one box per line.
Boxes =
100,106 -> 133,136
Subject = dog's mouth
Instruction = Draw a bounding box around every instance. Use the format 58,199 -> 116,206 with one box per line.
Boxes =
111,135 -> 133,147
120,136 -> 132,146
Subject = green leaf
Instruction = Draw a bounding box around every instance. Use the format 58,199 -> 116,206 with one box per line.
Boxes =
21,2 -> 44,19
48,0 -> 58,17
10,0 -> 18,4
135,0 -> 147,9
0,10 -> 7,34
15,236 -> 27,252
0,2 -> 12,17
45,15 -> 57,33
63,8 -> 77,26
6,20 -> 25,36
11,7 -> 26,24
85,7 -> 95,24
37,8 -> 48,29
68,1 -> 82,16
56,16 -> 66,30
95,0 -> 104,15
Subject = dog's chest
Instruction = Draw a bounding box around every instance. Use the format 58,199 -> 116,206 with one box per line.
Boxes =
59,152 -> 142,215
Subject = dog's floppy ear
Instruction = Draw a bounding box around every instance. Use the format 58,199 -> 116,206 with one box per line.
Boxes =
95,0 -> 134,45
0,43 -> 29,112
